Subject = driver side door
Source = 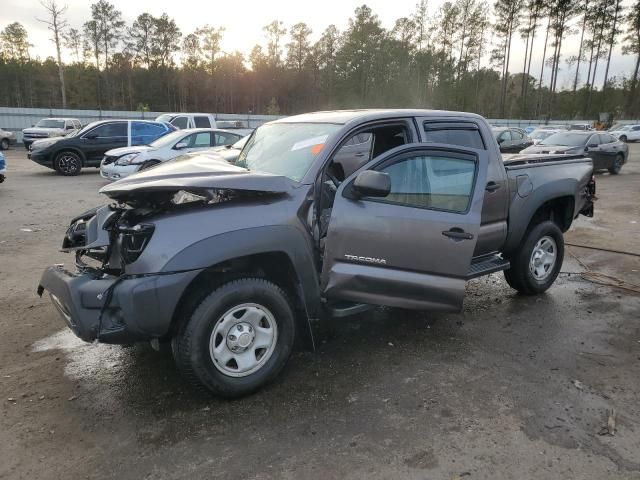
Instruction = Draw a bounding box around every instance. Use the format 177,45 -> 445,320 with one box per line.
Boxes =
321,144 -> 489,312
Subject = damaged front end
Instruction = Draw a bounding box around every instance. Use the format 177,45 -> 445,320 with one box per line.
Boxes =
38,161 -> 294,344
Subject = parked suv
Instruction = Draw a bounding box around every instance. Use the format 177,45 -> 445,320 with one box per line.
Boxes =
155,113 -> 217,130
22,118 -> 81,148
39,109 -> 596,397
28,120 -> 175,175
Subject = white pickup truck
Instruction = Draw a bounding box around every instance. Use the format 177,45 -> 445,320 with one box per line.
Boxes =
155,113 -> 217,130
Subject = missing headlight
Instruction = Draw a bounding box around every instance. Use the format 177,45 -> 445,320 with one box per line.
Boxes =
119,223 -> 155,264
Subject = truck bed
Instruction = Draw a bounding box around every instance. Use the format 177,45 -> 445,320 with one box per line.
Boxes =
502,153 -> 591,169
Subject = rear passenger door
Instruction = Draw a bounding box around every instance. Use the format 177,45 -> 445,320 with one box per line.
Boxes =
322,144 -> 489,312
586,134 -> 606,169
81,121 -> 128,162
131,122 -> 168,146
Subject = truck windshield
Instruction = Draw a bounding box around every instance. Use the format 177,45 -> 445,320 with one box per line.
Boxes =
35,119 -> 65,129
539,132 -> 589,147
236,123 -> 341,181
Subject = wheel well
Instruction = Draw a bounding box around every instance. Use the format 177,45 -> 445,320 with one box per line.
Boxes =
528,196 -> 574,233
169,252 -> 306,338
54,148 -> 86,164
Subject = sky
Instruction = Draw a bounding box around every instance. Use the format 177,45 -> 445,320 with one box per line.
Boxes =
1,0 -> 637,90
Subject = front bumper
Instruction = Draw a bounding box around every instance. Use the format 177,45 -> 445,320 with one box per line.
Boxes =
38,265 -> 201,344
28,149 -> 53,166
100,162 -> 139,181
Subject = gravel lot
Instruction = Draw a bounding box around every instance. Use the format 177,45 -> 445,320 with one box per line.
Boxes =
1,145 -> 639,480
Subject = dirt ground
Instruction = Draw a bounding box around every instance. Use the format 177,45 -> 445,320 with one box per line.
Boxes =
1,145 -> 639,480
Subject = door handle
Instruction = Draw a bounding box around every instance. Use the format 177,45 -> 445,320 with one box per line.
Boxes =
485,181 -> 501,192
354,153 -> 366,158
442,229 -> 474,240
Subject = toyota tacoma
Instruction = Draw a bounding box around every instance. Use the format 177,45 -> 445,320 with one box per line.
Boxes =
38,109 -> 596,397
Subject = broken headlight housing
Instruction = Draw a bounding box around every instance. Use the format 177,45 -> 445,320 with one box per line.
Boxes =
115,153 -> 141,166
118,223 -> 155,264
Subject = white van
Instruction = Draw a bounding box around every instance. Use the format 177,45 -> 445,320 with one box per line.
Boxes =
155,113 -> 217,130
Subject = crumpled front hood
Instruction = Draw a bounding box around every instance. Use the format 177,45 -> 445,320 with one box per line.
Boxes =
99,155 -> 296,200
106,145 -> 153,157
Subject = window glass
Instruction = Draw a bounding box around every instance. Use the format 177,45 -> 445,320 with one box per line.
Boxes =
633,126 -> 640,131
344,133 -> 372,146
87,122 -> 127,138
194,116 -> 211,128
131,122 -> 167,145
511,129 -> 524,140
373,155 -> 476,213
599,134 -> 615,144
215,132 -> 241,146
171,116 -> 189,129
588,134 -> 602,145
424,125 -> 485,149
237,122 -> 341,181
186,132 -> 213,147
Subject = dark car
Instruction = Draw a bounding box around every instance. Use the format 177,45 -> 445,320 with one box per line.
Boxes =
28,120 -> 175,176
520,131 -> 628,174
493,127 -> 533,153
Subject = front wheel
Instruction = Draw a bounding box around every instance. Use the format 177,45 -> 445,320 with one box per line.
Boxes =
608,154 -> 624,175
54,151 -> 82,176
0,139 -> 9,150
504,221 -> 564,295
172,278 -> 296,398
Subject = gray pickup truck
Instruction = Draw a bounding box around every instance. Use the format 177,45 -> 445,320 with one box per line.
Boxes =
38,110 -> 595,397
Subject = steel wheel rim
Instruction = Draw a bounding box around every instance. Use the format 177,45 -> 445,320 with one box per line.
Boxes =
209,303 -> 278,378
529,235 -> 557,281
58,155 -> 79,174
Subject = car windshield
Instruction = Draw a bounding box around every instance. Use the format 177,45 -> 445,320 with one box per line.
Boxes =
35,119 -> 65,129
616,126 -> 631,131
530,130 -> 553,140
149,130 -> 185,148
236,123 -> 341,181
539,132 -> 589,146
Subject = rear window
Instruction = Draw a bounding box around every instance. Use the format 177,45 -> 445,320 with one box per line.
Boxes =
194,116 -> 211,128
423,122 -> 485,149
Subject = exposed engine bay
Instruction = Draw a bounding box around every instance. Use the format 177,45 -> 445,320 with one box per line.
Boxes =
63,188 -> 282,276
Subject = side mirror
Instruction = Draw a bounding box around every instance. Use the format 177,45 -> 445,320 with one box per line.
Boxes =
587,143 -> 598,148
497,137 -> 505,144
174,141 -> 188,150
352,170 -> 391,198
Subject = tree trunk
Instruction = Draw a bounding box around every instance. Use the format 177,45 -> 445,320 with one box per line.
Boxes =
601,0 -> 621,106
573,1 -> 588,93
535,17 -> 551,118
625,53 -> 640,116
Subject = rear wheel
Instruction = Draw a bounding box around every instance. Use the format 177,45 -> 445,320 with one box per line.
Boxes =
504,221 -> 564,295
54,151 -> 82,176
608,153 -> 624,175
172,278 -> 296,398
0,139 -> 9,150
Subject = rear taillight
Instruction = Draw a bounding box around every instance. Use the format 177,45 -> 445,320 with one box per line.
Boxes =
119,223 -> 154,264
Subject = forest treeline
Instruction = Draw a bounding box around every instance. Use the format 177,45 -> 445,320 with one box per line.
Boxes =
1,0 -> 640,120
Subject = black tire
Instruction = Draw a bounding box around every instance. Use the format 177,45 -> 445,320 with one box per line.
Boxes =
138,159 -> 161,171
608,153 -> 624,175
619,135 -> 627,143
172,278 -> 296,398
504,220 -> 564,295
53,151 -> 82,176
0,139 -> 8,150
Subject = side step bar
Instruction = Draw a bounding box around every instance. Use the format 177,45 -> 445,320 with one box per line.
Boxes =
466,255 -> 510,280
